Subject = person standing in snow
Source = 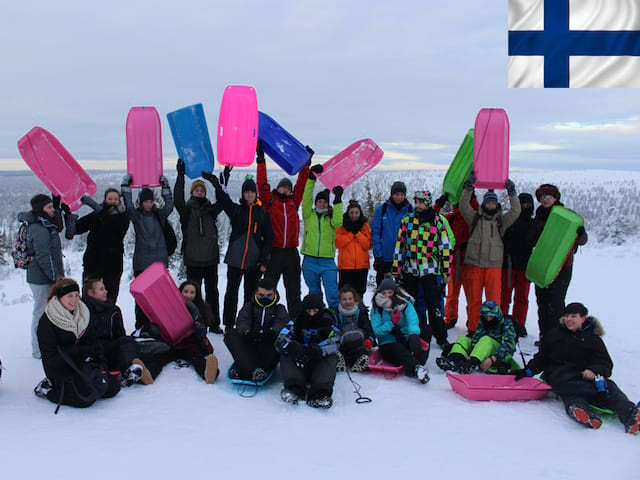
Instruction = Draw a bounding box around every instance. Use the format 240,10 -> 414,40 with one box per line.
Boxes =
335,200 -> 371,299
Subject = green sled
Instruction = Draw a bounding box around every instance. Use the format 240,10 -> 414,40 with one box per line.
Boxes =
442,129 -> 474,205
526,206 -> 584,288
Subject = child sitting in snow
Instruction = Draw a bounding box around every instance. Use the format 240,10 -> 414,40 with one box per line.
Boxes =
334,285 -> 374,372
436,300 -> 518,374
514,302 -> 640,435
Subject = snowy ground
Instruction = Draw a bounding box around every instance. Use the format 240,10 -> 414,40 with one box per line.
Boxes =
0,243 -> 637,479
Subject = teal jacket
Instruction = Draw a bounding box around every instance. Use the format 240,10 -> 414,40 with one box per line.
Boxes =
301,179 -> 343,258
371,300 -> 420,346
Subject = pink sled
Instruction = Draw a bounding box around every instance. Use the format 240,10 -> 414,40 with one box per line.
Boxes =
473,108 -> 509,190
126,106 -> 163,188
129,263 -> 194,345
17,126 -> 97,211
446,372 -> 552,401
316,138 -> 383,190
217,85 -> 258,167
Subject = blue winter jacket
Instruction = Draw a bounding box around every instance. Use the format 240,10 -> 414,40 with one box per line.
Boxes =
371,199 -> 413,261
370,301 -> 420,346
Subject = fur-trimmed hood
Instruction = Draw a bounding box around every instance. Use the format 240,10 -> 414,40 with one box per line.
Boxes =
560,315 -> 605,336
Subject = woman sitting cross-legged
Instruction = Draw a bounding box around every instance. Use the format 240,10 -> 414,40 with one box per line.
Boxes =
334,285 -> 375,372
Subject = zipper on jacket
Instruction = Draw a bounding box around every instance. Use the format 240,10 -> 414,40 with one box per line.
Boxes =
240,205 -> 254,269
282,202 -> 287,248
316,214 -> 322,256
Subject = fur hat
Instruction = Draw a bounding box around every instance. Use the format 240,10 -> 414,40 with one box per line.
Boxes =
138,188 -> 154,203
190,180 -> 206,194
276,178 -> 293,192
242,176 -> 257,194
391,181 -> 407,195
482,191 -> 499,206
30,194 -> 52,213
315,189 -> 330,204
535,184 -> 561,202
301,293 -> 324,311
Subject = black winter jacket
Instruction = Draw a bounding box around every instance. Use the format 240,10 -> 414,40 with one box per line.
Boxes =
503,205 -> 534,270
235,293 -> 289,340
83,296 -> 126,341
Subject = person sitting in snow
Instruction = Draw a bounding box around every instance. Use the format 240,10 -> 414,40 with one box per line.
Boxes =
370,275 -> 430,384
334,285 -> 374,372
514,302 -> 640,435
224,276 -> 289,382
436,300 -> 518,374
275,294 -> 340,408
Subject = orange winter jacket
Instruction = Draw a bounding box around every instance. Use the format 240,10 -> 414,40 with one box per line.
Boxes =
336,222 -> 371,270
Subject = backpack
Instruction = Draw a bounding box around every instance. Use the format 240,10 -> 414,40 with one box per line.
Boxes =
152,211 -> 178,256
12,222 -> 32,269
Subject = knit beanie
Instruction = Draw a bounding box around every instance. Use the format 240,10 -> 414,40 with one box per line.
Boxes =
301,293 -> 325,311
138,188 -> 154,203
391,181 -> 407,195
190,180 -> 206,194
377,275 -> 397,292
242,176 -> 257,194
276,178 -> 293,192
413,190 -> 433,207
315,189 -> 330,204
30,194 -> 52,213
482,191 -> 499,206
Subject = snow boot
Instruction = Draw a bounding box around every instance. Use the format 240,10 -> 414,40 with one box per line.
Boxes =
307,396 -> 333,409
204,354 -> 219,384
445,318 -> 457,330
336,351 -> 346,372
122,363 -> 143,387
350,354 -> 369,373
34,378 -> 53,398
623,406 -> 640,435
436,355 -> 463,373
281,387 -> 301,405
415,364 -> 430,384
251,368 -> 267,383
568,404 -> 602,429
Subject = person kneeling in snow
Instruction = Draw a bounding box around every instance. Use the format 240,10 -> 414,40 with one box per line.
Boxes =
514,302 -> 640,435
370,275 -> 430,384
275,294 -> 340,408
224,276 -> 289,382
334,285 -> 374,373
436,300 -> 518,374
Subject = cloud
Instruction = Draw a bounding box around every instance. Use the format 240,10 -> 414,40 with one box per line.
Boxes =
543,117 -> 640,133
380,142 -> 448,151
511,143 -> 562,152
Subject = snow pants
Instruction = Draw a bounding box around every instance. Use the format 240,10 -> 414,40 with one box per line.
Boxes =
379,335 -> 428,377
280,353 -> 337,400
29,283 -> 51,358
402,274 -> 447,345
338,268 -> 369,300
448,335 -> 518,370
224,329 -> 280,380
186,264 -> 221,330
302,256 -> 339,309
445,256 -> 465,325
501,268 -> 531,328
224,266 -> 260,328
268,247 -> 302,319
535,263 -> 572,336
45,373 -> 120,409
461,265 -> 502,333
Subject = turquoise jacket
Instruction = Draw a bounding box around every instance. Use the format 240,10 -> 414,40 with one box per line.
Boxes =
370,301 -> 420,346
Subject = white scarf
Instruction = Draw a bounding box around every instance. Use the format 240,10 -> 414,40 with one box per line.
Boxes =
45,297 -> 90,338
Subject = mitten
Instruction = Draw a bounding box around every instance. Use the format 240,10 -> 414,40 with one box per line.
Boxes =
308,164 -> 323,180
332,185 -> 343,204
463,172 -> 476,191
256,141 -> 265,164
176,159 -> 186,175
505,178 -> 516,196
435,193 -> 448,209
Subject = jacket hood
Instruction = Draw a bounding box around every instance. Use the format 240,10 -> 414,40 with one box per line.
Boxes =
560,315 -> 605,336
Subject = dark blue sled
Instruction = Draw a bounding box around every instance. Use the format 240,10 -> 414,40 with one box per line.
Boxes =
258,111 -> 311,175
167,103 -> 215,179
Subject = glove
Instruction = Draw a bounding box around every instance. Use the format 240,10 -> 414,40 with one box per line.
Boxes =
577,226 -> 586,237
220,166 -> 233,187
202,171 -> 220,189
435,193 -> 448,209
463,172 -> 476,191
52,195 -> 61,210
159,175 -> 170,188
308,164 -> 323,180
390,324 -> 403,339
514,368 -> 533,381
60,203 -> 71,215
305,145 -> 315,157
505,178 -> 516,196
363,339 -> 373,350
121,174 -> 133,187
243,330 -> 259,345
80,195 -> 103,213
391,309 -> 401,325
288,342 -> 309,369
332,185 -> 343,203
256,141 -> 265,164
373,257 -> 384,273
176,159 -> 186,175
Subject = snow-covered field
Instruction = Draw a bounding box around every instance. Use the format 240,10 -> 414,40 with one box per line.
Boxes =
0,239 -> 637,479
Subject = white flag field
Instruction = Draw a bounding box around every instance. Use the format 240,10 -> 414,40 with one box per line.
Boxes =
508,0 -> 640,88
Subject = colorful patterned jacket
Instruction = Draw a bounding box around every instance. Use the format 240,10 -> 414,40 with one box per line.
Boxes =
392,210 -> 452,277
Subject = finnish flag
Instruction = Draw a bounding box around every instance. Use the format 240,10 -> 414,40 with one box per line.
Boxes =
509,0 -> 640,87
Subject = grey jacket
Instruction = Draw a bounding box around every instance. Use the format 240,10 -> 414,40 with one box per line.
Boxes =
18,211 -> 64,285
122,185 -> 174,273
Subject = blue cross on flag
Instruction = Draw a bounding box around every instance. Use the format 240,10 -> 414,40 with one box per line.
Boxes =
508,0 -> 640,87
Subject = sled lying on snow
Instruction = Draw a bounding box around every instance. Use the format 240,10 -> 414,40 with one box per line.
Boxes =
446,372 -> 552,401
129,263 -> 194,345
367,349 -> 404,376
227,363 -> 273,397
17,126 -> 97,211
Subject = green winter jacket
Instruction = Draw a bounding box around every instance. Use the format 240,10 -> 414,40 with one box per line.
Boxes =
301,179 -> 343,258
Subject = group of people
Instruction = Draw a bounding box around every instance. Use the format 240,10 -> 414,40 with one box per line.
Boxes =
14,146 -> 639,432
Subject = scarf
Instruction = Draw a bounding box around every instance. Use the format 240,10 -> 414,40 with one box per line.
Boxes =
338,303 -> 359,320
45,297 -> 90,339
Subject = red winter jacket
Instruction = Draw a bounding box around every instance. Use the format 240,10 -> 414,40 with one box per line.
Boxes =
257,162 -> 310,249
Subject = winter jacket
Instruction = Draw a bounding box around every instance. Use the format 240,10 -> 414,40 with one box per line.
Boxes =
371,198 -> 413,262
122,185 -> 174,273
370,290 -> 421,346
301,179 -> 343,258
503,200 -> 534,270
335,216 -> 371,270
335,304 -> 374,342
235,293 -> 290,340
459,189 -> 521,268
174,174 -> 223,267
470,315 -> 517,361
526,317 -> 612,382
257,162 -> 310,249
71,205 -> 130,275
37,308 -> 103,385
83,296 -> 126,341
528,202 -> 588,269
214,185 -> 274,270
275,309 -> 340,357
392,209 -> 452,277
18,211 -> 64,285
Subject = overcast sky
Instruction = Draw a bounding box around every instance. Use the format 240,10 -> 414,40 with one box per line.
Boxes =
1,0 -> 639,171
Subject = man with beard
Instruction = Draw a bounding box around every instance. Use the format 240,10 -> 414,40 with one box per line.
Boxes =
459,174 -> 521,334
392,190 -> 452,349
